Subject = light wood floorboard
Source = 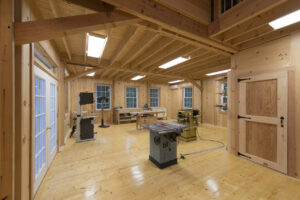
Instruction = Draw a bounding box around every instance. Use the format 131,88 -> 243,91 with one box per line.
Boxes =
34,122 -> 300,200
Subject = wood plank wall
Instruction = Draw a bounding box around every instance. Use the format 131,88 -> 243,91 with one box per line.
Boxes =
202,77 -> 227,128
69,78 -> 171,124
227,33 -> 300,178
167,82 -> 202,118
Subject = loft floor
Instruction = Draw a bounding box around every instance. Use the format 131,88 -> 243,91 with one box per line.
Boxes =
35,122 -> 300,200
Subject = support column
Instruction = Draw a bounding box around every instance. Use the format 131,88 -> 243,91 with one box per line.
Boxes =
0,0 -> 15,199
59,63 -> 65,149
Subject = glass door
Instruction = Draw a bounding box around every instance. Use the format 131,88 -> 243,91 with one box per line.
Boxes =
33,66 -> 58,194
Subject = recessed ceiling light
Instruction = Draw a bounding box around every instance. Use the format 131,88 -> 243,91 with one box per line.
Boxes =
168,80 -> 184,84
87,34 -> 107,58
131,75 -> 146,81
206,69 -> 231,76
86,72 -> 95,77
269,9 -> 300,30
159,57 -> 190,69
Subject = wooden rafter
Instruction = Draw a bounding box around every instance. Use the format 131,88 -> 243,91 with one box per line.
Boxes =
209,0 -> 287,36
64,0 -> 115,12
100,0 -> 237,54
64,61 -> 183,81
129,36 -> 174,67
120,31 -> 159,67
139,41 -> 188,71
155,0 -> 210,25
110,26 -> 138,65
15,11 -> 141,44
219,0 -> 300,42
136,22 -> 235,56
146,45 -> 197,72
49,0 -> 72,60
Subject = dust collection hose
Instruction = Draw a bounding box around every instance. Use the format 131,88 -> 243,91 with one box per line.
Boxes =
179,128 -> 225,159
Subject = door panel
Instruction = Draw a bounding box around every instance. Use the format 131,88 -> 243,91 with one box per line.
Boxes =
238,71 -> 287,174
246,121 -> 277,162
33,66 -> 58,194
34,75 -> 47,193
246,79 -> 277,117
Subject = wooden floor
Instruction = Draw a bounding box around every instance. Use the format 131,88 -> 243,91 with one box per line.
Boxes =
35,122 -> 300,200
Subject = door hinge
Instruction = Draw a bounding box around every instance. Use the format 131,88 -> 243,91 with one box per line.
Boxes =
237,78 -> 251,82
238,152 -> 251,159
237,115 -> 251,120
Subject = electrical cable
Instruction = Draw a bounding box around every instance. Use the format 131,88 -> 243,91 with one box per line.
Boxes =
179,127 -> 225,159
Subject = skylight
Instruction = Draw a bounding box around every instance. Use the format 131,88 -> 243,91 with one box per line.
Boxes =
168,80 -> 184,84
86,72 -> 95,77
131,75 -> 146,81
269,9 -> 300,30
87,34 -> 107,58
206,69 -> 231,76
159,57 -> 190,69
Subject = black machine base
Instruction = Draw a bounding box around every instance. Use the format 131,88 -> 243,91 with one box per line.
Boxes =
99,119 -> 110,128
149,155 -> 178,169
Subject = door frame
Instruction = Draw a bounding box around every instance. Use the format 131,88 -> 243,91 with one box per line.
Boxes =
238,71 -> 288,173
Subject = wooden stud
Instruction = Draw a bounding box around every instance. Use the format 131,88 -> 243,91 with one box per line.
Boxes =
0,0 -> 14,199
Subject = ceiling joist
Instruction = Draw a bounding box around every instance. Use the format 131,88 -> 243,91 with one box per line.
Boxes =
15,11 -> 141,45
209,0 -> 287,37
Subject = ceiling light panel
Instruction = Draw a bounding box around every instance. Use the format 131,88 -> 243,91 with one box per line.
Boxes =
159,57 -> 190,69
269,9 -> 300,30
206,69 -> 231,76
168,80 -> 184,84
131,75 -> 146,81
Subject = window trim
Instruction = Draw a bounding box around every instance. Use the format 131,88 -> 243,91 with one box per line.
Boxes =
149,88 -> 160,108
125,87 -> 138,109
183,87 -> 193,109
95,84 -> 111,111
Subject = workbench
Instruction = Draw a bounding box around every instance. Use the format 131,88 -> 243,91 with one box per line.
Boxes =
132,110 -> 166,130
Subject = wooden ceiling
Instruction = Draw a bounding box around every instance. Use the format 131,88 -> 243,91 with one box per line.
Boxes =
30,0 -> 300,83
209,0 -> 300,50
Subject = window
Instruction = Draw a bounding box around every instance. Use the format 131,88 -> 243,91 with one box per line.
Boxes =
150,88 -> 159,107
183,88 -> 193,108
126,87 -> 138,108
96,85 -> 111,110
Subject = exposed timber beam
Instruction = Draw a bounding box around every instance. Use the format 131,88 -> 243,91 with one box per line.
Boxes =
49,0 -> 72,60
155,0 -> 210,25
208,0 -> 287,36
15,11 -> 141,45
99,0 -> 237,54
64,60 -> 183,81
221,0 -> 300,42
136,22 -> 235,56
64,0 -> 115,12
185,77 -> 202,90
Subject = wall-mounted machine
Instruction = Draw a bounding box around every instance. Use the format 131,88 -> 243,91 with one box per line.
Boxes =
177,109 -> 199,142
76,92 -> 97,142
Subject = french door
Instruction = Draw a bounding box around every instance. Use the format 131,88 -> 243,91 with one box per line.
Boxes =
238,71 -> 288,173
33,66 -> 58,194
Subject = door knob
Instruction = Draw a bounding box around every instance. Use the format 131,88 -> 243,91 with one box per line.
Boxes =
46,127 -> 51,131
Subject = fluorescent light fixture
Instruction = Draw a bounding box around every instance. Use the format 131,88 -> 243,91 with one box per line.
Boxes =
206,69 -> 231,76
131,75 -> 146,81
168,80 -> 183,84
159,57 -> 190,69
269,9 -> 300,30
87,34 -> 107,58
86,72 -> 95,77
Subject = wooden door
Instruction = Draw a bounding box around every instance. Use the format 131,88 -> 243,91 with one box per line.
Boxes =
33,66 -> 58,194
238,71 -> 287,173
